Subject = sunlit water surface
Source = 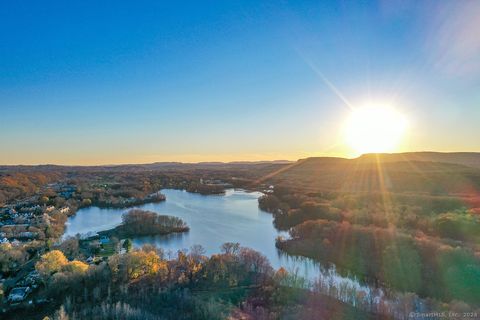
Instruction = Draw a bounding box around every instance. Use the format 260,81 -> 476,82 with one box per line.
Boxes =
65,189 -> 388,305
63,189 -> 433,315
65,189 -> 316,272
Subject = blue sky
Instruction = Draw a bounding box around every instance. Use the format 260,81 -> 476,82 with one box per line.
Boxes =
1,1 -> 479,164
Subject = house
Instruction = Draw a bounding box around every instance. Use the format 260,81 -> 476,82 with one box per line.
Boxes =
33,213 -> 51,225
0,207 -> 16,215
60,207 -> 70,214
8,287 -> 31,303
18,231 -> 37,239
16,271 -> 40,289
60,191 -> 74,199
19,205 -> 40,214
99,235 -> 110,244
56,184 -> 76,199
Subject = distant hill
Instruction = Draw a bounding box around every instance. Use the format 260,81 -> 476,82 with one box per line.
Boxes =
0,160 -> 293,173
2,152 -> 480,195
264,152 -> 480,194
357,152 -> 480,169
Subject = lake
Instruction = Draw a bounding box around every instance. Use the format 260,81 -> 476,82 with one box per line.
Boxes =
64,189 -> 380,305
64,189 -> 321,276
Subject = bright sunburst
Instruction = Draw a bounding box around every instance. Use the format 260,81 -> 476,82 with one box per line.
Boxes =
344,105 -> 408,155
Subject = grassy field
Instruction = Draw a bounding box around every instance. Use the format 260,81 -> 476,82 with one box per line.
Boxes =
98,242 -> 116,257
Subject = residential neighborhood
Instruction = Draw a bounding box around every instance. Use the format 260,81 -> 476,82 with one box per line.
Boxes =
0,176 -> 172,314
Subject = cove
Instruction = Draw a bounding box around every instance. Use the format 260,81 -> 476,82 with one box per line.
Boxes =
64,189 -> 388,308
64,189 -> 319,275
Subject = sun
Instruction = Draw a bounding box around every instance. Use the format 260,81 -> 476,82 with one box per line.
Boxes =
344,105 -> 407,155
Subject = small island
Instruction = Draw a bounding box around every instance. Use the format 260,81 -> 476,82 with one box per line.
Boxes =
98,209 -> 189,239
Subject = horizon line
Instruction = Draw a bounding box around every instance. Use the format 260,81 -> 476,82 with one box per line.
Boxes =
1,150 -> 480,167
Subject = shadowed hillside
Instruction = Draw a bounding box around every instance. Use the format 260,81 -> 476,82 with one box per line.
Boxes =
262,153 -> 480,195
358,152 -> 480,169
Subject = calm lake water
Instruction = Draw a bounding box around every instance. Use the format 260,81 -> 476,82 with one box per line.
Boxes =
66,190 -> 382,295
64,189 -> 320,277
64,189 -> 422,314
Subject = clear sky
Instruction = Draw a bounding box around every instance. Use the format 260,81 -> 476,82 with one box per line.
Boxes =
1,0 -> 479,165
